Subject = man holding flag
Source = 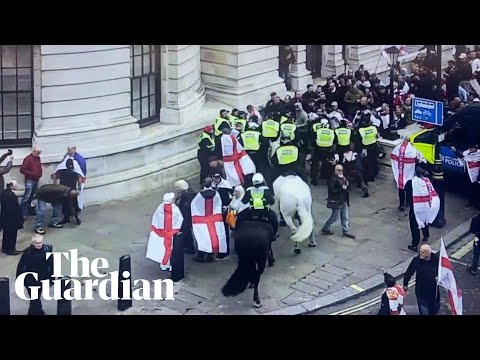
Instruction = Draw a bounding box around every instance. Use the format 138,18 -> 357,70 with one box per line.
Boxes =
456,144 -> 480,210
437,238 -> 463,315
403,244 -> 441,315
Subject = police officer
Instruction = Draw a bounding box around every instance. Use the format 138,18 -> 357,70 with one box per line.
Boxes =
229,108 -> 240,126
311,118 -> 336,186
236,173 -> 279,239
356,115 -> 379,182
239,123 -> 268,174
271,133 -> 307,182
261,113 -> 281,141
197,125 -> 215,185
334,120 -> 352,164
233,111 -> 247,133
280,116 -> 297,142
214,109 -> 232,137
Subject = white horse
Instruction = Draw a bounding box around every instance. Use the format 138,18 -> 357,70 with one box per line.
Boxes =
273,175 -> 315,254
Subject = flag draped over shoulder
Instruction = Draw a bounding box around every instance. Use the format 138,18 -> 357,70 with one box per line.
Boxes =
56,155 -> 87,209
437,238 -> 463,315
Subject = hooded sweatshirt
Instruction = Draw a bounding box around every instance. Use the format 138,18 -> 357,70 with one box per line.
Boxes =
294,102 -> 309,133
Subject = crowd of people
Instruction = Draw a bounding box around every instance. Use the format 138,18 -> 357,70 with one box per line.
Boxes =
1,45 -> 480,315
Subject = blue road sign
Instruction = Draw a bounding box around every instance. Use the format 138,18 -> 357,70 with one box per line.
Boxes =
412,97 -> 444,126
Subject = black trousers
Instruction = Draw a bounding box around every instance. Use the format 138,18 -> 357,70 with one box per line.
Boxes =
198,154 -> 210,185
364,144 -> 379,182
1,225 -> 18,253
409,207 -> 430,248
26,285 -> 44,315
398,180 -> 413,208
62,197 -> 79,219
467,180 -> 480,208
472,237 -> 480,269
182,225 -> 195,252
311,147 -> 333,182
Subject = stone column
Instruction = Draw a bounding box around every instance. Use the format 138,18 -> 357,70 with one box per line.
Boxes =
348,45 -> 388,75
289,45 -> 312,91
161,45 -> 205,125
321,45 -> 346,77
35,45 -> 140,157
200,45 -> 286,108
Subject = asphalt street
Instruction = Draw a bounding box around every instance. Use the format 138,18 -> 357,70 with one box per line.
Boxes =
311,237 -> 480,315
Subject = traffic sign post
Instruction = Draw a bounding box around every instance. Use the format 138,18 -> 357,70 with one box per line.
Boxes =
412,97 -> 444,126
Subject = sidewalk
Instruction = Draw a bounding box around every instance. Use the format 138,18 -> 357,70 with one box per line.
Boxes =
0,168 -> 476,315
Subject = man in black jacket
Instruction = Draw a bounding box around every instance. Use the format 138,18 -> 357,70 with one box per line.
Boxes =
34,184 -> 79,235
16,234 -> 54,315
321,165 -> 355,239
1,180 -> 23,255
403,244 -> 441,315
467,213 -> 480,276
197,126 -> 215,185
0,150 -> 14,232
174,179 -> 197,255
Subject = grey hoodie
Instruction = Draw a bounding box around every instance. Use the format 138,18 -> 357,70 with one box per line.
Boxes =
294,102 -> 308,132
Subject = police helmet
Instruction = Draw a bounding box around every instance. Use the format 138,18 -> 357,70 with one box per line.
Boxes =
252,173 -> 265,185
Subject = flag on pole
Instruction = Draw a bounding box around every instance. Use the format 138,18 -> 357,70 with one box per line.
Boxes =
381,45 -> 407,65
437,237 -> 463,315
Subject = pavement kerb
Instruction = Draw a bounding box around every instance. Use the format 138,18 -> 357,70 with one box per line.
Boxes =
263,215 -> 476,316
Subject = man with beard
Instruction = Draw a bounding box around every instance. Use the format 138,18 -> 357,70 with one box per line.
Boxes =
344,85 -> 364,119
325,81 -> 343,107
174,179 -> 197,254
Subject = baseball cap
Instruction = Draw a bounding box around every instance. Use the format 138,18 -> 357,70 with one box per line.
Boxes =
270,92 -> 277,96
213,173 -> 221,178
220,109 -> 229,115
473,98 -> 480,102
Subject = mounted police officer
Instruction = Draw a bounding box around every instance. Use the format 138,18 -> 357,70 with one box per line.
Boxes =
356,114 -> 379,182
271,133 -> 307,182
236,173 -> 279,240
310,118 -> 336,185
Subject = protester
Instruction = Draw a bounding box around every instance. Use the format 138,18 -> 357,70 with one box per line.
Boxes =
403,244 -> 441,315
20,145 -> 42,216
174,179 -> 197,255
1,180 -> 23,255
377,272 -> 406,315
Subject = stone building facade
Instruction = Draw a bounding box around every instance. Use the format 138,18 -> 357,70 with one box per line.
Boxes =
0,45 -> 454,205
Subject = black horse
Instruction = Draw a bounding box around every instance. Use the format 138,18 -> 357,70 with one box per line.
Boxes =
221,220 -> 274,308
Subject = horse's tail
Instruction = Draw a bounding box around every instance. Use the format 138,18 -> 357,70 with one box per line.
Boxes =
221,256 -> 253,297
291,202 -> 313,243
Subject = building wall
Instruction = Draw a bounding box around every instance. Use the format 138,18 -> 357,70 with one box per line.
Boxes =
3,44 -> 457,205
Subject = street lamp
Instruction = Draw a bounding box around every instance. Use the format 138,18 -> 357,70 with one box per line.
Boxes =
383,46 -> 401,141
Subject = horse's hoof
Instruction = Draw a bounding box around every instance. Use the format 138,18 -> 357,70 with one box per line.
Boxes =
294,248 -> 301,255
268,259 -> 275,267
248,283 -> 255,289
308,243 -> 316,248
253,301 -> 262,308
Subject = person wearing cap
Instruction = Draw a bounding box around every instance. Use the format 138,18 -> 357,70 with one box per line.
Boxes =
334,120 -> 352,163
229,108 -> 240,125
403,243 -> 441,315
174,179 -> 197,254
271,132 -> 307,183
355,113 -> 379,183
239,121 -> 268,175
310,117 -> 336,185
20,145 -> 43,216
33,184 -> 80,235
237,172 -> 278,240
1,180 -> 23,255
377,273 -> 406,315
197,125 -> 215,185
212,173 -> 234,209
16,234 -> 54,315
213,109 -> 231,137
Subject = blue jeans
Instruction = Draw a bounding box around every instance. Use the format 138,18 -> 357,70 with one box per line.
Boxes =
322,203 -> 350,234
417,296 -> 440,315
21,180 -> 38,215
34,200 -> 62,229
458,85 -> 468,102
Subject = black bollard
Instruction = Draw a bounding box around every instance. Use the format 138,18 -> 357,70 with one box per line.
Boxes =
117,255 -> 132,311
432,158 -> 446,228
0,277 -> 10,315
57,276 -> 72,315
171,233 -> 184,282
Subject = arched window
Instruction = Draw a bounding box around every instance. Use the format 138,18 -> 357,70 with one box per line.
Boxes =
130,45 -> 161,127
0,45 -> 33,147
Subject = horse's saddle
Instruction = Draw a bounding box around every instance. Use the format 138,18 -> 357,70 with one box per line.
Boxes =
250,214 -> 274,237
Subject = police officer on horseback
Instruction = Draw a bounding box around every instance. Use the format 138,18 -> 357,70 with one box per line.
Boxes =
236,173 -> 279,240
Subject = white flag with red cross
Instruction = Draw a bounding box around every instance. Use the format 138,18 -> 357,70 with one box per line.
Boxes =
437,238 -> 463,315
